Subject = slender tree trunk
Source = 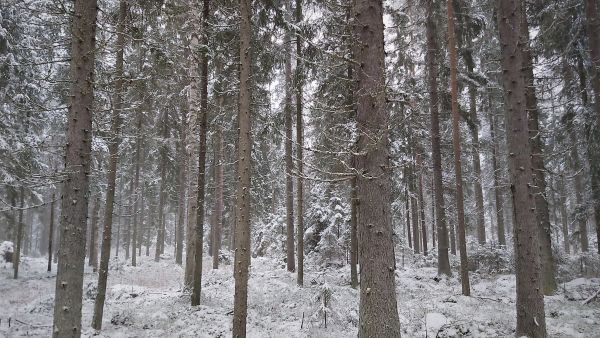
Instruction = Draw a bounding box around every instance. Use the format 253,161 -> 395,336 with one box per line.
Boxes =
584,0 -> 600,255
350,175 -> 358,288
48,194 -> 56,272
418,154 -> 428,255
155,110 -> 168,260
353,0 -> 401,336
131,103 -> 144,267
13,186 -> 25,279
176,109 -> 188,265
232,0 -> 252,334
295,0 -> 304,287
560,175 -> 570,254
430,175 -> 436,248
405,184 -> 412,249
427,0 -> 451,276
410,162 -> 420,254
284,5 -> 295,272
488,95 -> 506,246
497,0 -> 547,336
212,123 -> 224,269
52,1 -> 97,336
191,0 -> 210,307
447,0 -> 470,296
115,178 -> 122,258
91,0 -> 124,330
89,195 -> 100,272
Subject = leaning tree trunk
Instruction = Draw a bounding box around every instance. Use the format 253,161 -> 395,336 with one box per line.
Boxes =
52,1 -> 98,336
191,0 -> 210,307
91,0 -> 125,330
232,0 -> 252,334
426,0 -> 451,276
88,195 -> 100,272
497,0 -> 547,336
447,0 -> 470,296
353,0 -> 402,336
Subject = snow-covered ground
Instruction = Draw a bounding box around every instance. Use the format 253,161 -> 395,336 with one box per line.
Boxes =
1,249 -> 599,337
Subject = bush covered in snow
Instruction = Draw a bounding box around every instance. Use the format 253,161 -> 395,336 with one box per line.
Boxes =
1,241 -> 14,263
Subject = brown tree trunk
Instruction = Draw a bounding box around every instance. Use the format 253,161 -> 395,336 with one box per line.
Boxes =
447,0 -> 470,296
191,0 -> 210,307
519,7 -> 556,294
353,0 -> 401,336
88,195 -> 100,272
427,0 -> 451,276
350,175 -> 358,288
52,0 -> 98,336
212,123 -> 224,269
497,0 -> 547,336
91,0 -> 124,330
284,6 -> 295,272
232,0 -> 252,334
295,0 -> 304,287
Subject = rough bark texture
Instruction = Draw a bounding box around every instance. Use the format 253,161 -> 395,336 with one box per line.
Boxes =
447,0 -> 470,296
295,0 -> 304,287
427,0 -> 451,276
497,0 -> 547,336
519,7 -> 556,294
191,0 -> 210,307
284,10 -> 295,272
232,0 -> 252,334
353,0 -> 401,336
91,0 -> 124,331
52,0 -> 97,336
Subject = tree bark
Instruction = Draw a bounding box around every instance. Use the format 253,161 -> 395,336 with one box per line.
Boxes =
417,154 -> 428,255
48,194 -> 56,272
88,195 -> 100,272
191,0 -> 210,307
497,0 -> 547,336
295,0 -> 304,287
427,0 -> 451,276
91,0 -> 124,330
176,108 -> 188,266
52,0 -> 97,336
232,0 -> 252,334
353,0 -> 401,336
131,99 -> 144,267
212,123 -> 224,269
284,5 -> 295,272
13,186 -> 24,279
447,0 -> 470,296
488,94 -> 506,246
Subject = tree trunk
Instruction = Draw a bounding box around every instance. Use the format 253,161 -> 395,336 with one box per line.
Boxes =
232,0 -> 252,334
131,100 -> 144,267
295,0 -> 305,287
488,94 -> 506,246
91,0 -> 124,330
191,0 -> 210,307
88,195 -> 100,272
584,0 -> 600,255
405,184 -> 412,249
417,154 -> 428,255
48,194 -> 56,272
52,1 -> 97,336
427,0 -> 451,276
410,161 -> 420,254
176,108 -> 188,266
212,123 -> 224,269
284,4 -> 295,272
447,0 -> 470,296
353,0 -> 401,336
13,186 -> 25,279
155,109 -> 168,260
497,0 -> 547,336
350,175 -> 358,288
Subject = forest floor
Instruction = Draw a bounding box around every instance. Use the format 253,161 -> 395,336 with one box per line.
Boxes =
1,248 -> 599,338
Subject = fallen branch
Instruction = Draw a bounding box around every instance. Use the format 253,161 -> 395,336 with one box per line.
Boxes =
14,319 -> 52,328
582,289 -> 600,305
